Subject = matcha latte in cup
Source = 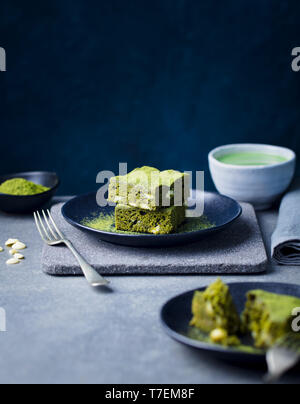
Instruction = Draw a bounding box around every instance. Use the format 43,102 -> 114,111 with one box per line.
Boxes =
209,144 -> 296,210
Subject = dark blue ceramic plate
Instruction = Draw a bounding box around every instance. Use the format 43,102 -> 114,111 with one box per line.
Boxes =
62,191 -> 242,247
161,282 -> 300,364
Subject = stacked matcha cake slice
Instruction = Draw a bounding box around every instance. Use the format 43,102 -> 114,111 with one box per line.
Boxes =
108,166 -> 190,234
242,290 -> 300,348
190,279 -> 241,346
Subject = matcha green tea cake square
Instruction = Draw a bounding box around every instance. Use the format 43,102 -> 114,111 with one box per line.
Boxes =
115,204 -> 186,235
190,279 -> 241,336
108,166 -> 190,211
242,290 -> 300,349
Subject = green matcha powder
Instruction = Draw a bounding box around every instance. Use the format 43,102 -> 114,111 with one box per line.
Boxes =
0,178 -> 50,196
82,212 -> 215,235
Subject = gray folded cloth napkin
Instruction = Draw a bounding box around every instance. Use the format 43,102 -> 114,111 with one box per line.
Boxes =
272,178 -> 300,265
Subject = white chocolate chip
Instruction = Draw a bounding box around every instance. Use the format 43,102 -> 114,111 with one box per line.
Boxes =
6,258 -> 20,265
9,249 -> 18,255
14,253 -> 24,260
0,247 -> 3,252
12,242 -> 26,250
210,328 -> 228,343
205,302 -> 214,316
150,226 -> 161,235
5,239 -> 19,247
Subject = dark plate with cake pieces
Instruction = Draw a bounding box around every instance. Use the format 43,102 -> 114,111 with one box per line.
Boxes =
61,191 -> 242,247
0,172 -> 60,213
160,282 -> 300,364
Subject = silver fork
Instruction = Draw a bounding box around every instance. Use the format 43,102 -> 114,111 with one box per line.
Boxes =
265,334 -> 300,383
34,209 -> 110,287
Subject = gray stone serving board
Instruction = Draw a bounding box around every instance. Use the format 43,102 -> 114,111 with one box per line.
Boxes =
42,203 -> 268,275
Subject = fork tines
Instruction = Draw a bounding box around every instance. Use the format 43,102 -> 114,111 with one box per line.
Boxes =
34,209 -> 64,244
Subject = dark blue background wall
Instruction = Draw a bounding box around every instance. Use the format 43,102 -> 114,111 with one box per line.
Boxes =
1,0 -> 299,194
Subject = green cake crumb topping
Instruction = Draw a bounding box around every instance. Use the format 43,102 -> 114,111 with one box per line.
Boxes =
0,178 -> 50,196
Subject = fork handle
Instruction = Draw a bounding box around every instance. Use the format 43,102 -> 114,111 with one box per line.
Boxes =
64,240 -> 110,287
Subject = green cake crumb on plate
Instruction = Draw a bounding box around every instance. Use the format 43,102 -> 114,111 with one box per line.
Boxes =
81,211 -> 215,235
187,327 -> 263,354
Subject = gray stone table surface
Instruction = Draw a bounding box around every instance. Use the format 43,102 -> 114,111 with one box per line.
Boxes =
0,198 -> 299,384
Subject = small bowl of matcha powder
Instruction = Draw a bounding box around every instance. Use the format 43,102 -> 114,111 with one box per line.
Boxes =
0,172 -> 60,213
0,178 -> 50,196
